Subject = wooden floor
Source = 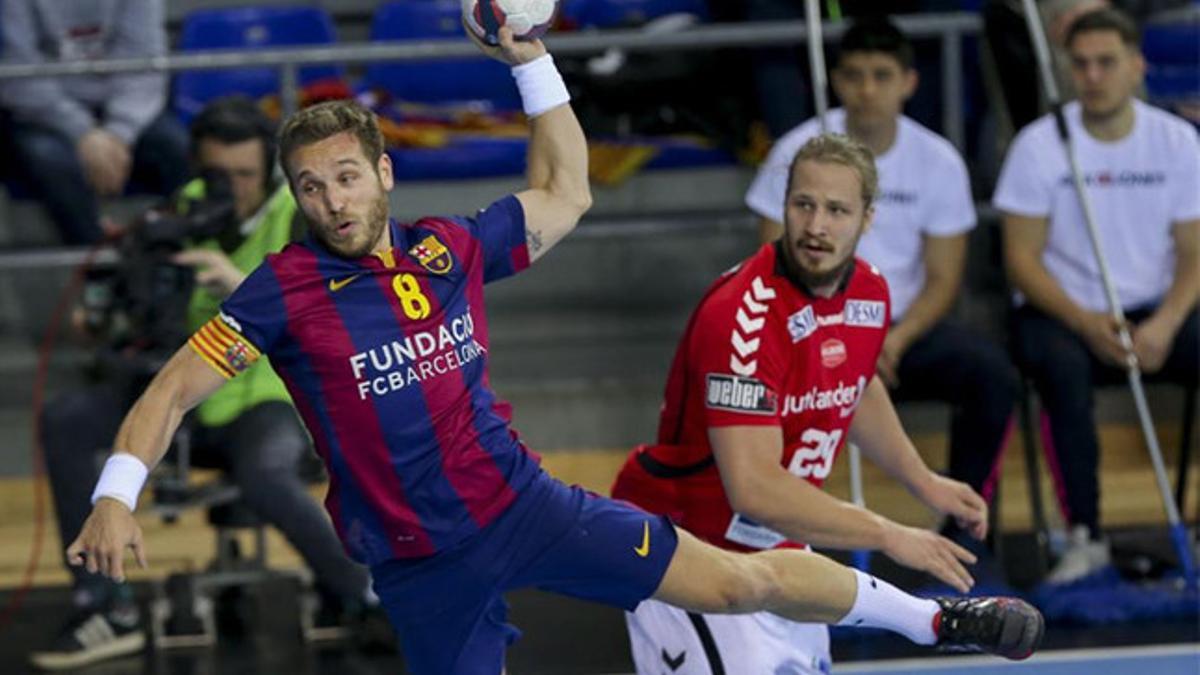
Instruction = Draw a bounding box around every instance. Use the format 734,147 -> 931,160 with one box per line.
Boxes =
0,422 -> 1195,590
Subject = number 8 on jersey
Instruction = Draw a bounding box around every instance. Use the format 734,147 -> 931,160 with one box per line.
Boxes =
393,273 -> 431,320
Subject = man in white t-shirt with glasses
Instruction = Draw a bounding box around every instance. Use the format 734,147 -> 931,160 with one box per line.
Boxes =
994,7 -> 1200,584
746,17 -> 1020,552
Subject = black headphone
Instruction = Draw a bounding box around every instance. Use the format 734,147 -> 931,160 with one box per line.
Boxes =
188,95 -> 278,191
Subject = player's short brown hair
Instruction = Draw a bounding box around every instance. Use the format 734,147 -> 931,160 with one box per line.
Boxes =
787,133 -> 879,209
279,99 -> 385,180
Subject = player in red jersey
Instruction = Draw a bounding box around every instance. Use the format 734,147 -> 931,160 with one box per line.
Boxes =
614,133 -> 1025,674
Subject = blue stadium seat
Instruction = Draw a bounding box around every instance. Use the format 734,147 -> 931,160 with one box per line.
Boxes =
1142,21 -> 1200,65
561,0 -> 708,28
1143,15 -> 1199,119
172,6 -> 343,121
363,0 -> 519,110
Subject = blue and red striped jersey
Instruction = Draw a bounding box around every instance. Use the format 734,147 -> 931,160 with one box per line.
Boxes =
188,195 -> 542,564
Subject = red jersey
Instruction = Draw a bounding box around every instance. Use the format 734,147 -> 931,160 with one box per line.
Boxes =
612,242 -> 890,552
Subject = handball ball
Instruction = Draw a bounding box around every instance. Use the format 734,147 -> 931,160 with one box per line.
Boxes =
463,0 -> 558,45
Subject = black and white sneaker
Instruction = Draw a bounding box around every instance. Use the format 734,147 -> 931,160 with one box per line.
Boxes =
29,603 -> 145,670
934,596 -> 1044,660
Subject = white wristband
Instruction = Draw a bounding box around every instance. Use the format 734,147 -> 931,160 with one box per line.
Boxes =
512,54 -> 570,118
91,453 -> 150,512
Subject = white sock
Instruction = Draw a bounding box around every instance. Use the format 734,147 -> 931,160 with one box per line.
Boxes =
835,569 -> 940,645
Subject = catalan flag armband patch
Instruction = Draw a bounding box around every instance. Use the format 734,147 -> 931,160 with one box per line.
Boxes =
187,315 -> 262,379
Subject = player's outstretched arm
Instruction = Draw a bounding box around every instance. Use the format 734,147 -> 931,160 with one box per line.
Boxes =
712,425 -> 891,550
514,87 -> 591,263
467,25 -> 592,263
710,425 -> 975,592
848,375 -> 988,540
65,346 -> 227,582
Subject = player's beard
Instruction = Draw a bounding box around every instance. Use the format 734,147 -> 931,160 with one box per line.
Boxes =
780,233 -> 861,294
314,188 -> 391,259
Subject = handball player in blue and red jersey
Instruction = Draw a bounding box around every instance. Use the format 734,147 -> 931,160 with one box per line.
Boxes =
66,26 -> 1043,674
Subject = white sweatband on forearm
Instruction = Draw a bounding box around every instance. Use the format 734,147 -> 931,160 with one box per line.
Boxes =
91,453 -> 150,512
512,54 -> 570,118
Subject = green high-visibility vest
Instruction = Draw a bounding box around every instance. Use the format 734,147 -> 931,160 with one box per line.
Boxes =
181,179 -> 297,427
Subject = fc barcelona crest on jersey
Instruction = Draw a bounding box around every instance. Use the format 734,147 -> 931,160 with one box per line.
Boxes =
409,235 -> 453,274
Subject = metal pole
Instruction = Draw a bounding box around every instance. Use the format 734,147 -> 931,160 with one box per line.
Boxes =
804,0 -> 830,133
0,247 -> 119,270
1020,380 -> 1051,578
280,62 -> 300,118
847,442 -> 870,571
0,15 -> 984,81
1017,0 -> 1195,581
940,29 -> 965,151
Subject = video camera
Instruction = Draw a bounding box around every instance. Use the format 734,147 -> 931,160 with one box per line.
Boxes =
83,169 -> 238,374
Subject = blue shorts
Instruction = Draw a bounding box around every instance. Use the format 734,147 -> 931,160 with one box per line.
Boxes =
370,471 -> 678,675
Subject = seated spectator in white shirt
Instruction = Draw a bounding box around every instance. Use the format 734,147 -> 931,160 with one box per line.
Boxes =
994,7 -> 1200,584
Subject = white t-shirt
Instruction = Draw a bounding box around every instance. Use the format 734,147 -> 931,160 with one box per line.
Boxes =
992,99 -> 1200,313
745,109 -> 976,320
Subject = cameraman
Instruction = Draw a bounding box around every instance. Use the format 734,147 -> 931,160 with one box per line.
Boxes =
31,97 -> 377,671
